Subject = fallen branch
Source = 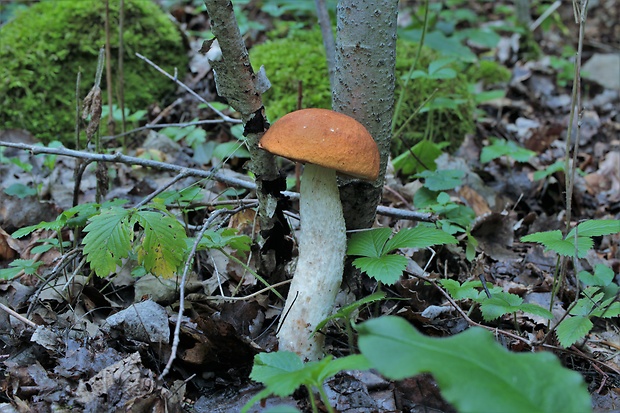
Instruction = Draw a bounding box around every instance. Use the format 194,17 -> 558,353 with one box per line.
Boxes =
0,140 -> 435,222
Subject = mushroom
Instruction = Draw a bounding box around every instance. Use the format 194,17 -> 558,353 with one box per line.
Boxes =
259,108 -> 380,360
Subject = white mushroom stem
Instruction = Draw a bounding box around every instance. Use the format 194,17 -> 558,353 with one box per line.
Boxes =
277,163 -> 346,361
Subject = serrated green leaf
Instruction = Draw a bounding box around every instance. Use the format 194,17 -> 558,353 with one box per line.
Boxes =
579,264 -> 615,287
521,230 -> 563,245
213,141 -> 251,160
0,259 -> 43,279
474,89 -> 505,104
428,57 -> 457,75
521,230 -> 592,258
480,292 -> 523,321
249,351 -> 306,396
83,207 -> 133,277
358,316 -> 591,413
244,352 -> 369,413
315,291 -> 386,332
352,255 -> 408,285
439,279 -> 483,301
12,223 -> 47,239
518,303 -> 553,320
533,160 -> 565,180
416,169 -> 464,191
480,138 -> 535,164
568,219 -> 620,238
392,140 -> 443,175
556,316 -> 593,348
0,266 -> 22,280
570,295 -> 598,317
12,203 -> 101,239
593,301 -> 620,318
384,226 -> 457,252
198,228 -> 251,254
136,211 -> 187,278
589,295 -> 620,318
347,228 -> 392,258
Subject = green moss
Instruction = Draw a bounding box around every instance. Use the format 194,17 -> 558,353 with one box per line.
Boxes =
466,60 -> 512,85
250,29 -> 475,157
393,40 -> 475,154
0,0 -> 188,144
251,29 -> 332,123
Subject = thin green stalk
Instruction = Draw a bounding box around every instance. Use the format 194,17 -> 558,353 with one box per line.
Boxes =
220,249 -> 284,301
392,0 -> 430,135
306,386 -> 318,413
104,0 -> 115,136
551,0 -> 588,331
317,385 -> 336,413
118,0 -> 127,145
74,71 -> 82,149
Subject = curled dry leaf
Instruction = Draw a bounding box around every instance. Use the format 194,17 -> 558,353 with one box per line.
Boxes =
0,226 -> 18,260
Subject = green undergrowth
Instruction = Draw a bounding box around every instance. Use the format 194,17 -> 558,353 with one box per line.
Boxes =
0,0 -> 188,145
250,28 -> 477,156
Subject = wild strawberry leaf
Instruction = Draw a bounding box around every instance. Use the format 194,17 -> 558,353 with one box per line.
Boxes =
352,255 -> 408,285
578,264 -> 615,287
440,279 -> 481,300
384,226 -> 457,252
567,219 -> 620,238
521,230 -> 592,258
556,316 -> 593,348
243,352 -> 369,413
135,210 -> 187,278
347,228 -> 392,258
82,207 -> 133,277
416,169 -> 464,191
198,228 -> 251,255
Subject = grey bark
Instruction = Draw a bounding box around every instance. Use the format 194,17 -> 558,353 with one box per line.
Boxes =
202,0 -> 280,233
515,0 -> 532,27
332,0 -> 399,230
314,0 -> 336,88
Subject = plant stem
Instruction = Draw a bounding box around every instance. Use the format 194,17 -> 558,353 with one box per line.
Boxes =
220,249 -> 284,301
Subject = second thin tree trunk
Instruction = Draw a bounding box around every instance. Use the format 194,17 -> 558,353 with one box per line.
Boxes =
332,0 -> 399,230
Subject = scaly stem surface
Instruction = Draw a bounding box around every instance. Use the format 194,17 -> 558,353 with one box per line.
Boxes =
277,164 -> 346,361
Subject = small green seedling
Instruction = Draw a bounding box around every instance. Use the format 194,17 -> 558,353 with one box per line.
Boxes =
533,159 -> 585,181
313,291 -> 387,353
439,279 -> 553,330
521,219 -> 620,259
347,226 -> 457,285
478,291 -> 553,325
0,259 -> 44,280
555,264 -> 620,347
242,351 -> 370,413
480,137 -> 536,164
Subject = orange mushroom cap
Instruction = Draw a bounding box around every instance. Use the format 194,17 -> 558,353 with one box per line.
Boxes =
259,108 -> 380,181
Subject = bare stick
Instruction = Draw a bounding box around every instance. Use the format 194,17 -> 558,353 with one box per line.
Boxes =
101,118 -> 235,141
0,140 -> 255,190
0,303 -> 37,329
407,270 -> 532,346
204,279 -> 291,302
0,140 -> 435,222
135,53 -> 239,124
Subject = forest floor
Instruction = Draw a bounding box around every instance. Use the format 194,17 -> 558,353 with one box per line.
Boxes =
0,0 -> 619,412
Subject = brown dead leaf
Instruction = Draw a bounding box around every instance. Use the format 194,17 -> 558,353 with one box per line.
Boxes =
228,208 -> 258,237
75,352 -> 157,410
471,212 -> 519,261
0,226 -> 18,260
459,185 -> 491,216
